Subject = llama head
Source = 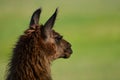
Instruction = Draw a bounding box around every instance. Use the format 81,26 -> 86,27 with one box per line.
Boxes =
27,8 -> 72,61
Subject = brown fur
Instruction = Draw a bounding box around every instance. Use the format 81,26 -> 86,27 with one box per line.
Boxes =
6,8 -> 72,80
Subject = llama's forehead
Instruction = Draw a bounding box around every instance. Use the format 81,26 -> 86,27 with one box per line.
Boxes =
30,24 -> 40,29
52,30 -> 61,37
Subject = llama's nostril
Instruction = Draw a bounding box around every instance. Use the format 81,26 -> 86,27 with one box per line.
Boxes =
68,43 -> 72,47
70,44 -> 72,47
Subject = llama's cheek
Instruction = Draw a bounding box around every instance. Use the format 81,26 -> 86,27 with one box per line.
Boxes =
51,52 -> 61,60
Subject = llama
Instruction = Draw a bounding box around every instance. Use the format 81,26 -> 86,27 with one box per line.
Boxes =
6,8 -> 72,80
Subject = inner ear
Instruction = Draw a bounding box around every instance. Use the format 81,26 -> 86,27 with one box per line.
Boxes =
44,9 -> 58,30
41,9 -> 58,39
29,8 -> 41,28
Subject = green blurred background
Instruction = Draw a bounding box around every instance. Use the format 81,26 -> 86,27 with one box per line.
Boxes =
0,0 -> 120,80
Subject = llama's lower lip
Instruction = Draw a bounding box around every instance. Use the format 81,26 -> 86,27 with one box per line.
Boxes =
59,53 -> 71,58
63,53 -> 71,58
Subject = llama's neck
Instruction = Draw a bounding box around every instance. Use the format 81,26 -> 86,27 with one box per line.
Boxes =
7,36 -> 52,80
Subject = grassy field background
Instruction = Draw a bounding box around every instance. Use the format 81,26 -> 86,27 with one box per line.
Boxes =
0,0 -> 120,80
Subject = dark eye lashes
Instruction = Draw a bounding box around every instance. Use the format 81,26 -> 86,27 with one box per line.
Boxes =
55,36 -> 63,41
58,36 -> 63,40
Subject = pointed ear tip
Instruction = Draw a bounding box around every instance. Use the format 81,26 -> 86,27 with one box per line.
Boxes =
55,8 -> 58,13
36,8 -> 42,13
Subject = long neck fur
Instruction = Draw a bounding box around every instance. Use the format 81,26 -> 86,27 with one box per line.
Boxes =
6,28 -> 52,80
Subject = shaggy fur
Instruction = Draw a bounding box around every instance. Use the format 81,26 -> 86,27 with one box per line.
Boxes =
6,8 -> 72,80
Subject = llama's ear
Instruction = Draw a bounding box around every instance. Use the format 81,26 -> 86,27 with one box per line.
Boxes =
44,8 -> 57,30
41,9 -> 58,39
29,8 -> 41,27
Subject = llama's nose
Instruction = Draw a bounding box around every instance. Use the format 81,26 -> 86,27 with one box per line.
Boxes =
67,42 -> 72,48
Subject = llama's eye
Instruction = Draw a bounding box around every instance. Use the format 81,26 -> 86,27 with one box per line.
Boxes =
55,36 -> 63,42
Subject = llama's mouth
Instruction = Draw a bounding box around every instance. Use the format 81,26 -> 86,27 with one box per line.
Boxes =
60,48 -> 73,58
